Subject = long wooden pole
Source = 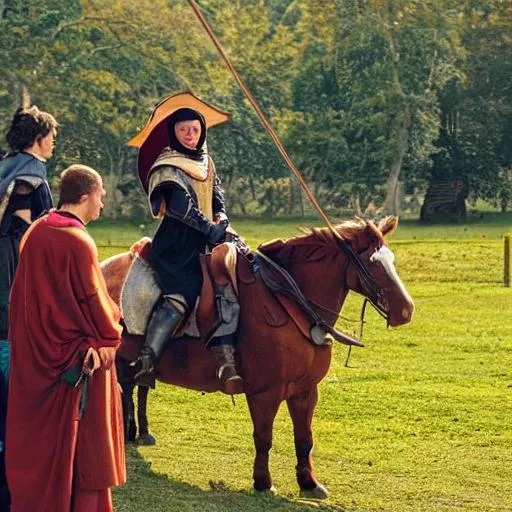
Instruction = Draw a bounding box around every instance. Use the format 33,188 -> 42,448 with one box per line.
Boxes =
505,235 -> 510,288
186,0 -> 337,233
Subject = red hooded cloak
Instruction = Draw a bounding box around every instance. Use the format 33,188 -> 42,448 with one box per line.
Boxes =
6,212 -> 125,512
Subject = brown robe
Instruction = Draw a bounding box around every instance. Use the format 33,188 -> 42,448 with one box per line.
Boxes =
6,212 -> 125,512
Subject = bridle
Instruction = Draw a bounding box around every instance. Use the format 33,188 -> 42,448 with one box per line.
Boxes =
334,236 -> 389,321
254,227 -> 393,350
337,240 -> 393,367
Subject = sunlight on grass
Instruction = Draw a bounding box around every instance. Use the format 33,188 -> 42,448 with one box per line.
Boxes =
96,214 -> 512,512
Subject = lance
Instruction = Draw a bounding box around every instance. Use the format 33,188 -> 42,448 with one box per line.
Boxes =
186,0 -> 337,233
186,0 -> 386,324
186,0 -> 386,350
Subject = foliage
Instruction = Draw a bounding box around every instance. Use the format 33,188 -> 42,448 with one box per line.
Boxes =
0,0 -> 510,218
454,2 -> 512,208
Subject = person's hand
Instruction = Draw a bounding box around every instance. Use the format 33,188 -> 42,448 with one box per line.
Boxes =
83,347 -> 101,376
98,346 -> 117,370
132,346 -> 155,381
213,213 -> 228,224
223,225 -> 252,256
208,221 -> 228,246
225,225 -> 237,237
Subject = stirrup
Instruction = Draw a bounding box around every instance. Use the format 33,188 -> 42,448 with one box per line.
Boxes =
218,363 -> 244,395
133,347 -> 157,387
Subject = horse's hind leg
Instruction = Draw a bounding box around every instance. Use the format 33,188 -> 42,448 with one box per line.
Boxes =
136,385 -> 156,445
246,391 -> 281,493
286,386 -> 328,499
116,357 -> 137,442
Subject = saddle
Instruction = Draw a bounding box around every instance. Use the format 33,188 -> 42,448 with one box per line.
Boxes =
120,236 -> 361,351
120,239 -> 238,342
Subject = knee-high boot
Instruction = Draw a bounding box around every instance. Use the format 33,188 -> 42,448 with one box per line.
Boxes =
209,335 -> 244,395
134,299 -> 184,386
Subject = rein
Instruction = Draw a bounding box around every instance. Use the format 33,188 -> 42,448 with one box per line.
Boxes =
345,298 -> 370,368
333,237 -> 388,320
255,250 -> 363,348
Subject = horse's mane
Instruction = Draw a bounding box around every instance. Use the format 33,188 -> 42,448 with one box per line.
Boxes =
307,219 -> 371,247
259,217 -> 395,264
299,218 -> 391,247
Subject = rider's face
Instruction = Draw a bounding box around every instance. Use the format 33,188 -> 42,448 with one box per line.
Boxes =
174,120 -> 202,150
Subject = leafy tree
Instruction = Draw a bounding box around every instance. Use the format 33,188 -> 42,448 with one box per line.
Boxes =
431,1 -> 512,210
333,1 -> 465,214
1,0 -> 509,219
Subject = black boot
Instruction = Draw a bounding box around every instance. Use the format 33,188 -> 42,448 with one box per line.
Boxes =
134,299 -> 183,386
209,336 -> 244,395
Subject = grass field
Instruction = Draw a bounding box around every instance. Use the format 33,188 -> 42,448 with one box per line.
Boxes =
91,213 -> 512,512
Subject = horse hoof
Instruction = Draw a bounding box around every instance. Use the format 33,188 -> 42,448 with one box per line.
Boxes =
136,433 -> 156,446
300,484 -> 329,500
253,486 -> 277,496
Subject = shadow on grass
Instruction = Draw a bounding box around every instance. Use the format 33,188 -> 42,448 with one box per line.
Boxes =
113,445 -> 351,512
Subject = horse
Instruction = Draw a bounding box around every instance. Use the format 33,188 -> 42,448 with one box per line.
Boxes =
101,217 -> 414,499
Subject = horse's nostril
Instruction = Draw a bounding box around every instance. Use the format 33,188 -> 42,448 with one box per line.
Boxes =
401,307 -> 410,320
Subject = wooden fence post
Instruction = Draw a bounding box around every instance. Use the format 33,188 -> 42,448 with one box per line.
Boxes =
505,235 -> 511,288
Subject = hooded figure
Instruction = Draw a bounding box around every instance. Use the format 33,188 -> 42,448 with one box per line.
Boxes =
133,103 -> 243,394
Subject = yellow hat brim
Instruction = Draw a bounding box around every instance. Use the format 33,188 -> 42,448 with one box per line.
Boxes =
128,91 -> 231,148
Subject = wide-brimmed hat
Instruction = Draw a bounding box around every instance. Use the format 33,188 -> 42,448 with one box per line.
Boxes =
128,91 -> 231,192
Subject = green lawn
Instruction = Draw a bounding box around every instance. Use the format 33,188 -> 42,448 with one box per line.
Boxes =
91,213 -> 512,512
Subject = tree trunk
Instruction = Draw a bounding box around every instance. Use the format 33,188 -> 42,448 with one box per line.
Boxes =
20,84 -> 31,108
379,4 -> 412,216
8,80 -> 31,112
351,194 -> 364,217
104,147 -> 124,220
248,177 -> 257,200
382,102 -> 411,215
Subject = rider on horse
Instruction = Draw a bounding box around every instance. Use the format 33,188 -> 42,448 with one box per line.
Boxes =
132,95 -> 244,394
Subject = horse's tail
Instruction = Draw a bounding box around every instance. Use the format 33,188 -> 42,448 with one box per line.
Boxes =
129,237 -> 152,258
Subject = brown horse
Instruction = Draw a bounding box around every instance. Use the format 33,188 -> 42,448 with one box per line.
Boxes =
101,217 -> 414,499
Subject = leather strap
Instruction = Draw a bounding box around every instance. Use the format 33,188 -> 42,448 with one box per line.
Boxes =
256,250 -> 363,347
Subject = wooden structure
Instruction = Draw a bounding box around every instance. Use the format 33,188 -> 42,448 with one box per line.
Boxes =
420,176 -> 468,223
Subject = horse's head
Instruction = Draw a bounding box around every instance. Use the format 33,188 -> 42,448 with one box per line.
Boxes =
339,217 -> 414,326
259,217 -> 413,329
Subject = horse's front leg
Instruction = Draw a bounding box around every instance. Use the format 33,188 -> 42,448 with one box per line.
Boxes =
246,391 -> 281,493
286,386 -> 328,499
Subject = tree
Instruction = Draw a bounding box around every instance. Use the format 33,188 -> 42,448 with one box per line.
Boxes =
431,1 -> 512,209
333,0 -> 463,214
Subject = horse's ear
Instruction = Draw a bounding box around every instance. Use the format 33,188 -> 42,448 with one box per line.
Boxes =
378,216 -> 398,237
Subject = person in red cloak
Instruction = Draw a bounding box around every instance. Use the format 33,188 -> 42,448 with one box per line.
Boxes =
6,164 -> 126,512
